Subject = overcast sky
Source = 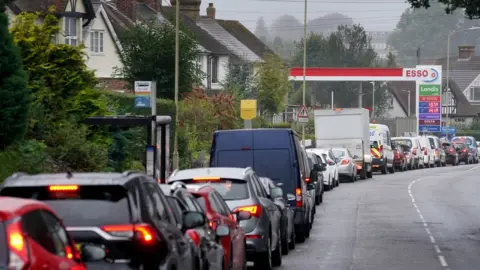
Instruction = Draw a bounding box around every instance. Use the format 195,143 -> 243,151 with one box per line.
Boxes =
192,0 -> 410,32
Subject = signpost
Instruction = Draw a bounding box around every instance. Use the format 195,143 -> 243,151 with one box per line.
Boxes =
297,105 -> 309,124
241,99 -> 257,129
134,81 -> 153,108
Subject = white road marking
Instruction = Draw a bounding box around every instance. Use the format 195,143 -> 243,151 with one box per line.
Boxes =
408,165 -> 480,269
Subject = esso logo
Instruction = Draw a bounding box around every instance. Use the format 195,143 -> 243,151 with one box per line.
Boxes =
404,68 -> 439,82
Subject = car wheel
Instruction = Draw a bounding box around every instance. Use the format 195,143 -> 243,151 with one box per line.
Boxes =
254,236 -> 272,270
281,226 -> 289,255
295,224 -> 306,243
381,163 -> 388,174
305,221 -> 311,238
289,227 -> 296,249
366,170 -> 373,178
388,164 -> 395,173
272,230 -> 282,267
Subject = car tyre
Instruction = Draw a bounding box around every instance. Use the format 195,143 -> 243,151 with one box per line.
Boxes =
388,164 -> 395,173
289,228 -> 296,249
366,170 -> 373,178
272,230 -> 282,267
281,227 -> 289,255
254,237 -> 272,270
381,163 -> 388,174
295,225 -> 306,243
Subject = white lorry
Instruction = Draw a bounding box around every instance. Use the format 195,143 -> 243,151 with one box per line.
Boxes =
313,108 -> 372,179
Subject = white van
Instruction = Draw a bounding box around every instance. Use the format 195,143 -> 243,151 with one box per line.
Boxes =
416,136 -> 435,168
369,124 -> 395,173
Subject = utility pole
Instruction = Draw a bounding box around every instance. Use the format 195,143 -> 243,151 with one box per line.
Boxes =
301,0 -> 307,146
371,81 -> 375,118
172,0 -> 180,170
358,82 -> 363,108
407,90 -> 411,117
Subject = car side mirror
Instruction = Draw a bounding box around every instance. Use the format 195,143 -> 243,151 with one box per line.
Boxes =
313,163 -> 321,171
276,182 -> 284,187
307,184 -> 315,191
215,224 -> 230,237
237,210 -> 251,221
320,164 -> 327,171
80,244 -> 106,262
183,211 -> 206,229
270,187 -> 283,199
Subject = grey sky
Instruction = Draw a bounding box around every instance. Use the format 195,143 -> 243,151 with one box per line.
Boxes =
195,0 -> 410,32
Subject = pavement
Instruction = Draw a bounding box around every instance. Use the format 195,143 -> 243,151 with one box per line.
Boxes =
268,164 -> 480,270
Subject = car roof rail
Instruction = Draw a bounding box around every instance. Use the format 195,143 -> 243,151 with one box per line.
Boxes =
122,170 -> 140,177
10,172 -> 28,178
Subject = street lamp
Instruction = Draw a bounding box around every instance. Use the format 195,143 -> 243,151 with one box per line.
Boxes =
173,0 -> 180,170
402,89 -> 411,117
301,0 -> 307,146
445,26 -> 480,138
370,81 -> 375,118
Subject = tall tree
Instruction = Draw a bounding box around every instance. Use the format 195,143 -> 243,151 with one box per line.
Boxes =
407,0 -> 480,19
272,36 -> 284,54
254,17 -> 270,44
291,25 -> 392,115
116,20 -> 201,100
388,2 -> 478,66
255,53 -> 291,115
0,9 -> 29,149
308,13 -> 353,34
386,52 -> 397,68
222,57 -> 255,100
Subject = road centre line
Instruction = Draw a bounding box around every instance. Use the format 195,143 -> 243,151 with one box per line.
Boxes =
408,165 -> 480,269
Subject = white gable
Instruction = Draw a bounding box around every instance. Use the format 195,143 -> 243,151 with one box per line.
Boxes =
65,0 -> 86,13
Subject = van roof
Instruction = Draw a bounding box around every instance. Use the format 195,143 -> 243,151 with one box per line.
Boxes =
214,128 -> 296,135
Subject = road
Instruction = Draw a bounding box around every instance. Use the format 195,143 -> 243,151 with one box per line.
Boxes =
276,164 -> 480,270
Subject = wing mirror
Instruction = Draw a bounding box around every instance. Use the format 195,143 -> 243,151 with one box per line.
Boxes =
236,210 -> 251,221
313,163 -> 322,171
270,187 -> 283,199
183,211 -> 206,230
307,184 -> 315,191
287,193 -> 296,201
215,224 -> 230,237
79,243 -> 106,262
320,163 -> 327,171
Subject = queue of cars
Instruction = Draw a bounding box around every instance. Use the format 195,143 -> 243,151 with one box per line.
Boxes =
0,128 -> 476,270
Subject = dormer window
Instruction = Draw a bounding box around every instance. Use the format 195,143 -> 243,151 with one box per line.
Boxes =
65,17 -> 78,46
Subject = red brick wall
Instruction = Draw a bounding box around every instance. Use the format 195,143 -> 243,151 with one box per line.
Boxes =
98,78 -> 132,92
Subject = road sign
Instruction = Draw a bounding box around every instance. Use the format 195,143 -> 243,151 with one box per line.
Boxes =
416,67 -> 442,134
441,126 -> 456,135
134,81 -> 152,108
240,99 -> 257,120
297,105 -> 309,124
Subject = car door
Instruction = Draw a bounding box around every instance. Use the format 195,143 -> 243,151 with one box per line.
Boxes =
21,210 -> 83,270
328,151 -> 339,180
144,182 -> 192,269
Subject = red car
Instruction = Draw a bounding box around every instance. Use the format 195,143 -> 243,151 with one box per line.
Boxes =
190,186 -> 246,270
0,196 -> 105,270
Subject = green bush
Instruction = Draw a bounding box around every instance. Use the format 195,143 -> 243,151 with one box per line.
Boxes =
456,130 -> 480,141
272,122 -> 292,128
0,139 -> 49,182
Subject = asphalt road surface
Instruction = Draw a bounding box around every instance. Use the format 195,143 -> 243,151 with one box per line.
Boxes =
273,164 -> 480,270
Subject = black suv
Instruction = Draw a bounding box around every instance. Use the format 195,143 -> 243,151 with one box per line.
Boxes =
0,172 -> 205,270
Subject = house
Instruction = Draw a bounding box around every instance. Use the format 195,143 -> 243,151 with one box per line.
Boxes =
113,0 -> 274,90
6,0 -> 129,91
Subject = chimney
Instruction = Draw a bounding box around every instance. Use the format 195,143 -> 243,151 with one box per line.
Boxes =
206,3 -> 215,19
115,0 -> 137,21
458,45 -> 475,59
170,0 -> 201,20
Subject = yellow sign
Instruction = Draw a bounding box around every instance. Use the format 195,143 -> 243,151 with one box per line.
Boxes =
240,100 -> 257,120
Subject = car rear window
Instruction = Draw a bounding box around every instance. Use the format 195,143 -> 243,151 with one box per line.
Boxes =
0,222 -> 6,264
453,138 -> 473,145
332,150 -> 346,158
392,139 -> 412,147
178,179 -> 248,200
0,186 -> 130,227
454,142 -> 467,148
195,197 -> 207,212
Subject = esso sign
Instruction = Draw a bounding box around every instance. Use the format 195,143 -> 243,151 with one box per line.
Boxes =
403,68 -> 439,82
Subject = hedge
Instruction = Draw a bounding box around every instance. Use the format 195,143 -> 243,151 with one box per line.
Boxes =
456,130 -> 480,141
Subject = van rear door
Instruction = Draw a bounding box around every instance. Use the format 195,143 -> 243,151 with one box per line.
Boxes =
210,130 -> 254,168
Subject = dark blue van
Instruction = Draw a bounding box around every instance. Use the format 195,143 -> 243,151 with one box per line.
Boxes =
209,129 -> 312,242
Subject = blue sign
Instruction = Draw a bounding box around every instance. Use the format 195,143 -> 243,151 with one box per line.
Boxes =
419,102 -> 440,108
419,126 -> 441,133
134,96 -> 151,108
418,108 -> 441,114
419,113 -> 441,120
441,127 -> 456,135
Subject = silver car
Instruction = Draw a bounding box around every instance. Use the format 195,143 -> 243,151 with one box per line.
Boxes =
168,167 -> 283,269
331,148 -> 357,182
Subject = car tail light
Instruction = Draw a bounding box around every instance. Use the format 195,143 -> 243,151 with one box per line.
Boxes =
186,229 -> 201,247
434,149 -> 439,156
340,159 -> 350,165
295,188 -> 302,207
449,148 -> 455,153
462,149 -> 468,153
101,224 -> 155,243
412,148 -> 417,155
379,145 -> 384,152
7,219 -> 30,270
49,185 -> 79,191
424,148 -> 428,155
245,235 -> 262,239
208,220 -> 217,230
305,177 -> 310,183
233,205 -> 262,218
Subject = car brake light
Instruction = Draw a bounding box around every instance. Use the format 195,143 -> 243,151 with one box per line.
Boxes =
424,149 -> 428,155
295,188 -> 302,207
462,149 -> 468,153
208,220 -> 217,230
192,177 -> 221,181
186,229 -> 201,247
305,177 -> 310,183
340,159 -> 350,165
412,148 -> 417,155
101,224 -> 155,243
234,205 -> 262,218
49,185 -> 79,191
7,219 -> 30,270
449,148 -> 455,153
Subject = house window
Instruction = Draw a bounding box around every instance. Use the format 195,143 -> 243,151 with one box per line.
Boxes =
90,31 -> 104,53
65,17 -> 78,46
211,56 -> 219,83
470,87 -> 480,101
197,55 -> 203,71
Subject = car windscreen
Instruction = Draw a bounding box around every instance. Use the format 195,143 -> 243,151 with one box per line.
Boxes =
452,138 -> 473,146
176,179 -> 248,200
332,150 -> 346,158
0,222 -> 6,264
392,139 -> 413,148
166,197 -> 183,225
0,186 -> 130,227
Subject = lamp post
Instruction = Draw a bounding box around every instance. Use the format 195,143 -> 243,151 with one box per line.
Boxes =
173,0 -> 180,170
301,0 -> 307,146
445,26 -> 480,139
370,81 -> 375,118
401,89 -> 411,117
